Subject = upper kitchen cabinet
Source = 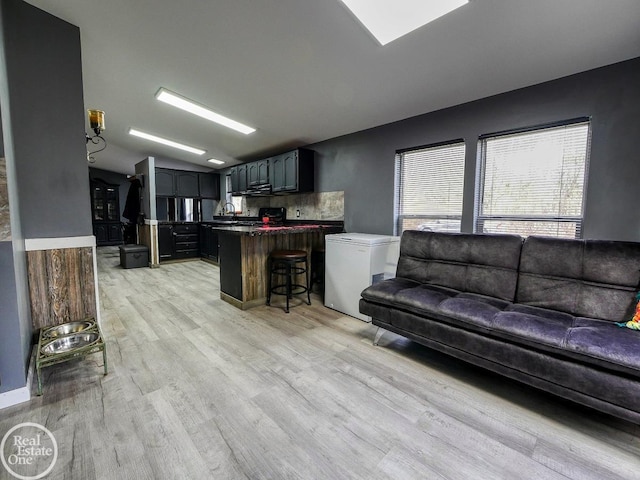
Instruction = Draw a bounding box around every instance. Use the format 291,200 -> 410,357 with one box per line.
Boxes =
270,148 -> 314,193
248,159 -> 269,186
175,171 -> 199,197
230,164 -> 248,194
155,168 -> 175,196
199,172 -> 220,199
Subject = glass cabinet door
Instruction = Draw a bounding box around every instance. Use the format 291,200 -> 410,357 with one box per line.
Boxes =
106,187 -> 118,221
93,186 -> 105,221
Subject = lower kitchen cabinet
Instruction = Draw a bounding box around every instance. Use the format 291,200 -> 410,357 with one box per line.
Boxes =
199,224 -> 219,261
218,232 -> 242,300
158,223 -> 200,261
158,224 -> 174,261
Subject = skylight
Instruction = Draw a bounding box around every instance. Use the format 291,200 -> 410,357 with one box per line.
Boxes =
156,88 -> 256,135
339,0 -> 468,46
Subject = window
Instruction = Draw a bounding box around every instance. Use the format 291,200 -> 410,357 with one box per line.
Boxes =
224,175 -> 243,214
476,120 -> 590,238
395,141 -> 465,235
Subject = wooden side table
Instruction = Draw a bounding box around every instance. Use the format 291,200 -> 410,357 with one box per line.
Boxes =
35,317 -> 107,395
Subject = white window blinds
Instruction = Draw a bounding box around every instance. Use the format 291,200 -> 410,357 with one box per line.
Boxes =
395,141 -> 465,234
476,120 -> 590,238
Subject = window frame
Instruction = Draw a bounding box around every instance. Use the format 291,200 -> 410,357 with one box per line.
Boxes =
474,117 -> 591,239
394,139 -> 466,236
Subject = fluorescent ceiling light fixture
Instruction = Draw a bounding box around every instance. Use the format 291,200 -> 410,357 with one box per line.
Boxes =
156,88 -> 256,135
339,0 -> 468,46
128,128 -> 205,155
207,158 -> 225,165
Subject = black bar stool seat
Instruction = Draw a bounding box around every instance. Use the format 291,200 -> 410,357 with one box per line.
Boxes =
267,249 -> 311,313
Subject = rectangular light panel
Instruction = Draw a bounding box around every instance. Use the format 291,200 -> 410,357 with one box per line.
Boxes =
156,88 -> 256,135
129,128 -> 205,155
207,158 -> 225,165
340,0 -> 468,45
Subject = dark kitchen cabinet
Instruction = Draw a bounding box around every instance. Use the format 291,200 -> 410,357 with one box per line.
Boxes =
91,179 -> 122,246
199,224 -> 219,261
230,164 -> 248,194
175,171 -> 199,197
158,223 -> 200,262
173,223 -> 199,259
93,223 -> 122,246
198,173 -> 220,199
218,232 -> 242,300
158,224 -> 174,261
248,159 -> 269,186
155,168 -> 175,196
270,148 -> 314,193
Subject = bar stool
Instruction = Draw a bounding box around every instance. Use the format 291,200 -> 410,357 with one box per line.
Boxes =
267,250 -> 311,313
309,247 -> 325,299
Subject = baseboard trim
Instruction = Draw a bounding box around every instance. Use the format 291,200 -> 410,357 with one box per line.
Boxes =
25,235 -> 96,251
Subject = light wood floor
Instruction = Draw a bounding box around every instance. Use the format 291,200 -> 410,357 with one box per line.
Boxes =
2,246 -> 640,480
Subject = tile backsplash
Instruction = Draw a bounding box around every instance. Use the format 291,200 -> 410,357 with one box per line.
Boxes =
242,191 -> 344,221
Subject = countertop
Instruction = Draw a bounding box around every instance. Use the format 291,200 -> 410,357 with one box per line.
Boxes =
210,223 -> 343,236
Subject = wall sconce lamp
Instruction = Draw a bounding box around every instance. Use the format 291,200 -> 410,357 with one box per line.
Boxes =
86,109 -> 106,164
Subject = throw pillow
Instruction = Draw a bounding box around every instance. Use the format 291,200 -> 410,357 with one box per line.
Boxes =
617,292 -> 640,330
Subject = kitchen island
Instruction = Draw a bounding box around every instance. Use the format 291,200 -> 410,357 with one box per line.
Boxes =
215,223 -> 343,310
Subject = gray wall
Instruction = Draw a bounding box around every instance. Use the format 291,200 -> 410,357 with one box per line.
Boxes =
0,242 -> 24,390
2,0 -> 91,239
308,57 -> 640,241
0,0 -> 92,394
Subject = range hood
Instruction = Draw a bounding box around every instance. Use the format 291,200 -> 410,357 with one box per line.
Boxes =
246,183 -> 272,196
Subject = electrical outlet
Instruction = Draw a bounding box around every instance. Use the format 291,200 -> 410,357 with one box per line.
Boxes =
296,209 -> 300,217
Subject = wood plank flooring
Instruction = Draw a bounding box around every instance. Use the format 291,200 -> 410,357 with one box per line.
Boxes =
1,246 -> 639,480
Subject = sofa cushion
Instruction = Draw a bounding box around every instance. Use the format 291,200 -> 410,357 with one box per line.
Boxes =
487,308 -> 640,377
492,309 -> 574,348
396,231 -> 523,301
565,318 -> 640,375
393,285 -> 460,315
517,236 -> 640,322
360,277 -> 421,304
438,293 -> 512,329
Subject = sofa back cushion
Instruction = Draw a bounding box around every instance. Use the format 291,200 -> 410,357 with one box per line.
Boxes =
396,231 -> 523,302
517,236 -> 640,322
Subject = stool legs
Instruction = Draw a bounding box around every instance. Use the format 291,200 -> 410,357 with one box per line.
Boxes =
285,262 -> 292,313
267,251 -> 311,313
305,256 -> 311,306
266,256 -> 272,306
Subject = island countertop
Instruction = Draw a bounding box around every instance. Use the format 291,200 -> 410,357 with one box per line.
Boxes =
216,221 -> 342,309
208,223 -> 343,236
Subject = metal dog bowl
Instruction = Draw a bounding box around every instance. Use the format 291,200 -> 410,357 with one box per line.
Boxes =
41,332 -> 100,355
42,320 -> 95,339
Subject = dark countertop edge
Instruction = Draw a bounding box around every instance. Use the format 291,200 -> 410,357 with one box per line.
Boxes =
213,225 -> 345,236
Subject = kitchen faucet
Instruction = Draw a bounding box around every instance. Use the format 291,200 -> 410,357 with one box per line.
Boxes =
221,202 -> 236,217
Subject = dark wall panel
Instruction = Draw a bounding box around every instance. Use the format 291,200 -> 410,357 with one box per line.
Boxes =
309,57 -> 640,241
2,0 -> 91,238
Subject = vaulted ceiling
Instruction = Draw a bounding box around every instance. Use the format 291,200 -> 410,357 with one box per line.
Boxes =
25,0 -> 640,174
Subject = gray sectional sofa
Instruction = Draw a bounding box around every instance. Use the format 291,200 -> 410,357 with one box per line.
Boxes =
359,231 -> 640,424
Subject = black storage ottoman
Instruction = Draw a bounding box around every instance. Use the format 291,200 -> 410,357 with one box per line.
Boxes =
119,244 -> 149,269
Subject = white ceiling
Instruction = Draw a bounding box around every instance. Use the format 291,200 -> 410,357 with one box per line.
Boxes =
24,0 -> 640,174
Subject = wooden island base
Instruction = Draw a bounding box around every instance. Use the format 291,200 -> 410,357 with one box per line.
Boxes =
218,228 -> 335,310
